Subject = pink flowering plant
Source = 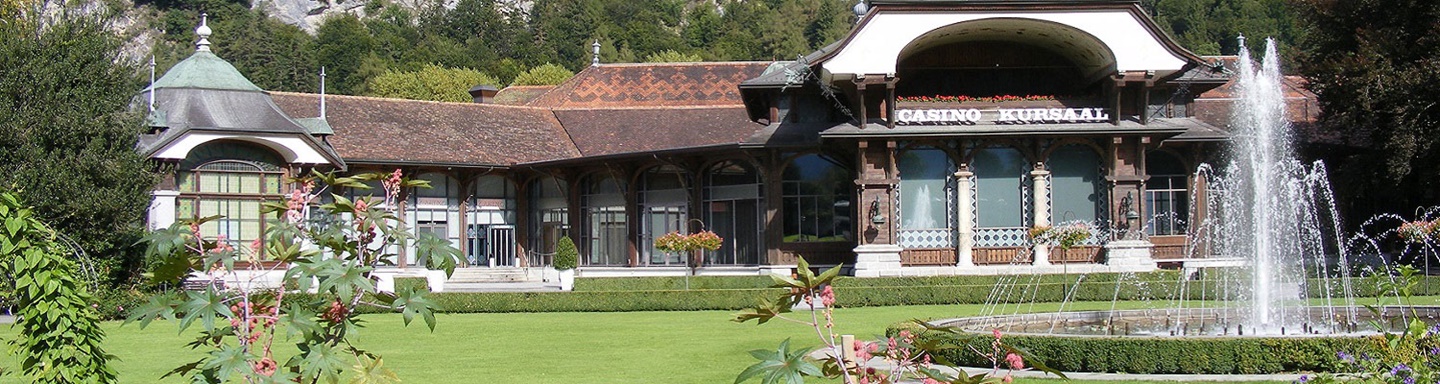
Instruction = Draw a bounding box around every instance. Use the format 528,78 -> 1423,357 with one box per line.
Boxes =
1396,220 -> 1437,244
733,257 -> 1064,384
1302,264 -> 1439,384
128,169 -> 461,383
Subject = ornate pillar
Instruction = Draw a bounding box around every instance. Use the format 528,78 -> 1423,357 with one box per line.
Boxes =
148,190 -> 180,231
1030,162 -> 1051,266
954,167 -> 974,267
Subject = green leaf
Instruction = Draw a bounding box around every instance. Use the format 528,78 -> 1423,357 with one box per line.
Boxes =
347,356 -> 400,384
735,339 -> 819,384
732,294 -> 793,325
200,345 -> 254,381
298,343 -> 347,383
394,288 -> 441,331
124,293 -> 179,329
176,287 -> 233,332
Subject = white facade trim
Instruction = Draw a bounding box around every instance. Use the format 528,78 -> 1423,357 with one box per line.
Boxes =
153,132 -> 332,165
823,10 -> 1189,77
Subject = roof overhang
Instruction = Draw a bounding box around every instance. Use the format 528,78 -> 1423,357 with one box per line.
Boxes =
819,4 -> 1200,81
149,131 -> 344,168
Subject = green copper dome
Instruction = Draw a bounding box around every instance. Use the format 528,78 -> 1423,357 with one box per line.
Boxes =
145,51 -> 263,92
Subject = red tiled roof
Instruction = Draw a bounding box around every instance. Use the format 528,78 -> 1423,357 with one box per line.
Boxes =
550,107 -> 762,158
270,92 -> 579,166
527,62 -> 773,109
492,85 -> 555,105
1193,74 -> 1318,128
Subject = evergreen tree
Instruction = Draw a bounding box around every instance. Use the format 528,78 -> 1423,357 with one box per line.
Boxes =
0,9 -> 158,283
1293,0 -> 1440,216
315,15 -> 376,94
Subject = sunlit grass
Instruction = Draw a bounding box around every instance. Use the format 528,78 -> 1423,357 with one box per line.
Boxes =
8,296 -> 1436,383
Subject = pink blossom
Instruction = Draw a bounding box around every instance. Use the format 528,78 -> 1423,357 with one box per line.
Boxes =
1003,374 -> 1014,383
993,328 -> 1002,339
1005,352 -> 1025,370
820,285 -> 836,307
923,378 -> 942,384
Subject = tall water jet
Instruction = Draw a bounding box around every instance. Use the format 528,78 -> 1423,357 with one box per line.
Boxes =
1211,36 -> 1354,331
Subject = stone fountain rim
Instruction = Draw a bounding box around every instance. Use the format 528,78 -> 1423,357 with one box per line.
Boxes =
926,305 -> 1440,339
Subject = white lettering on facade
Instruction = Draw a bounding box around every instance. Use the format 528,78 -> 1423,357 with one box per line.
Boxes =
896,107 -> 1112,125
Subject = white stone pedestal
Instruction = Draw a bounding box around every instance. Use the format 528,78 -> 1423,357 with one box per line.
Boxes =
148,190 -> 180,230
1103,240 -> 1157,272
852,244 -> 903,277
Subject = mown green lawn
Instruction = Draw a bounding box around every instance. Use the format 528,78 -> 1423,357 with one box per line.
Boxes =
16,294 -> 1439,383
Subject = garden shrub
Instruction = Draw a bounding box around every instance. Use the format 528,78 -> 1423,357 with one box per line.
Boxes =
395,276 -> 428,293
553,236 -> 577,270
888,321 -> 1385,374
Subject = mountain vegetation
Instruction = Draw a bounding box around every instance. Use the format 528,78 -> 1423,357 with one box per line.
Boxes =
141,0 -> 1304,99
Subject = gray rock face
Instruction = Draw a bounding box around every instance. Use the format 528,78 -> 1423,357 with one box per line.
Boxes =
252,0 -> 532,34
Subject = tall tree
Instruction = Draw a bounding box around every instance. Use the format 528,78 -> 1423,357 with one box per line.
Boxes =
1293,0 -> 1440,215
0,7 -> 157,282
314,15 -> 376,94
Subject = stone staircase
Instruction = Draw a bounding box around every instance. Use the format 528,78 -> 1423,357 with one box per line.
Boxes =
441,267 -> 558,292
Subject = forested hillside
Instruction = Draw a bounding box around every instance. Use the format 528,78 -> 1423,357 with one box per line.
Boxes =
135,0 -> 1300,98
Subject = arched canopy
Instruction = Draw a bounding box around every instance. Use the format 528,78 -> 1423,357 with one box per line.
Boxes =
896,18 -> 1118,97
821,9 -> 1194,79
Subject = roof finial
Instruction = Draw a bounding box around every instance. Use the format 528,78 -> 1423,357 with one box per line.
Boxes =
196,13 -> 212,52
591,40 -> 601,67
853,0 -> 868,22
319,66 -> 327,120
1237,33 -> 1246,51
148,55 -> 156,112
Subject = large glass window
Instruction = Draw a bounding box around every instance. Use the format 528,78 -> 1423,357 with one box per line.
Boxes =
470,175 -> 518,266
176,157 -> 285,250
1049,145 -> 1104,223
704,161 -> 762,265
640,166 -> 688,265
527,176 -> 569,256
898,147 -> 952,230
782,154 -> 852,243
1146,152 -> 1189,236
408,173 -> 461,253
581,174 -> 628,266
973,148 -> 1028,228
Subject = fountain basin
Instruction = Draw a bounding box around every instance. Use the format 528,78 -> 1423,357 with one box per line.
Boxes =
899,306 -> 1439,374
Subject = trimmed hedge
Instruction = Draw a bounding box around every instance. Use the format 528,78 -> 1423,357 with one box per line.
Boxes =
575,276 -> 774,291
289,288 -> 787,314
91,273 -> 1440,319
889,322 -> 1385,374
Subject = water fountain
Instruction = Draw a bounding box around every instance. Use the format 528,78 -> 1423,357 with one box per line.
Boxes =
922,37 -> 1438,373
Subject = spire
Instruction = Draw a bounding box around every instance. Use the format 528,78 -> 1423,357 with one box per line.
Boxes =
591,40 -> 601,67
148,55 -> 156,112
319,66 -> 327,120
195,13 -> 212,52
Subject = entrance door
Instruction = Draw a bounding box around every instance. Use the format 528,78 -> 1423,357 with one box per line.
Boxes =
488,225 -> 517,267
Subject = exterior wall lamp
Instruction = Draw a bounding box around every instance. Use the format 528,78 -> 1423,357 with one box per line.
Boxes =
870,195 -> 886,225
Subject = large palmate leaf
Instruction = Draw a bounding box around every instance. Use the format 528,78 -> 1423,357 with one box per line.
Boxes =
412,232 -> 461,277
393,288 -> 441,331
176,287 -> 234,333
732,294 -> 793,325
735,339 -> 820,384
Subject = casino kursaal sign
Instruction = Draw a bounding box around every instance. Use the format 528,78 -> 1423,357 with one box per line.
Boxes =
894,107 -> 1111,125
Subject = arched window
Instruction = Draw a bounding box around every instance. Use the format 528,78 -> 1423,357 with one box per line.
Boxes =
469,175 -> 517,266
1146,152 -> 1189,236
640,166 -> 688,265
972,148 -> 1027,229
527,176 -> 569,256
1048,145 -> 1104,224
897,146 -> 955,250
782,154 -> 852,243
175,141 -> 285,250
704,161 -> 762,265
581,173 -> 627,266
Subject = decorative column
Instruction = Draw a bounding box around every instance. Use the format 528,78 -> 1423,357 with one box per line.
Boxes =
1030,162 -> 1051,266
148,190 -> 180,230
954,167 -> 975,267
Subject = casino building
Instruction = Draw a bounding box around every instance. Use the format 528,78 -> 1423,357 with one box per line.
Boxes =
139,0 -> 1317,278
